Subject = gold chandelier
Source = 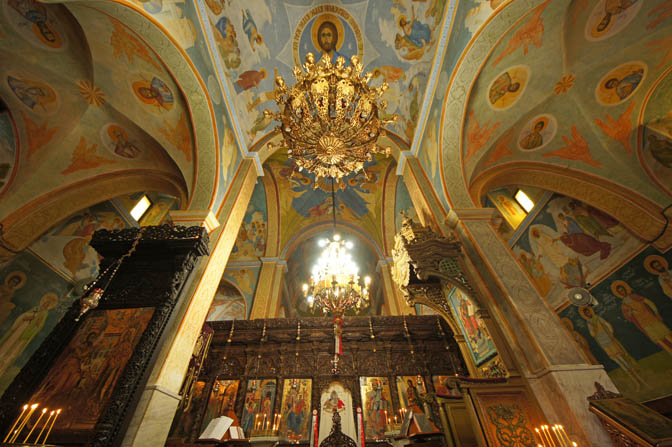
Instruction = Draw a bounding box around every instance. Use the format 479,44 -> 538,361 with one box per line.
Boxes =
302,233 -> 371,317
264,53 -> 397,186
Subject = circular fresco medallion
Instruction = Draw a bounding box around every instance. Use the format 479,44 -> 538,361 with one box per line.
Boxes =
638,68 -> 672,195
487,65 -> 530,111
293,5 -> 363,66
595,61 -> 647,106
130,74 -> 174,114
585,0 -> 642,42
100,123 -> 141,159
4,0 -> 67,51
6,73 -> 59,115
518,114 -> 557,151
0,112 -> 19,197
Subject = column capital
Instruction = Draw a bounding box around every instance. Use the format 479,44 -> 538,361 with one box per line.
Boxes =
169,210 -> 219,233
259,257 -> 287,272
446,208 -> 497,227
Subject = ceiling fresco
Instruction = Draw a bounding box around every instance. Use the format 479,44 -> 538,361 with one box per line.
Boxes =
194,0 -> 451,152
423,0 -> 672,213
127,0 -> 243,208
263,148 -> 394,256
0,2 -> 187,222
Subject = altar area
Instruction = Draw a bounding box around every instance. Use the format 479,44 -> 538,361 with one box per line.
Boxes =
163,316 -> 524,447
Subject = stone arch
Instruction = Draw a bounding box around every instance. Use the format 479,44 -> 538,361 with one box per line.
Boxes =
0,170 -> 185,257
469,162 -> 671,248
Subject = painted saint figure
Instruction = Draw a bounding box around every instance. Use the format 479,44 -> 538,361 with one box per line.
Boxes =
9,0 -> 61,47
316,21 -> 345,63
323,389 -> 345,414
579,307 -> 646,389
520,119 -> 545,149
597,0 -> 640,33
7,76 -> 57,112
110,127 -> 140,159
286,386 -> 307,438
0,293 -> 58,378
0,271 -> 26,326
488,72 -> 520,106
647,134 -> 672,168
557,213 -> 612,259
604,68 -> 644,100
364,379 -> 390,438
645,255 -> 672,299
133,77 -> 174,111
561,317 -> 599,365
612,280 -> 672,353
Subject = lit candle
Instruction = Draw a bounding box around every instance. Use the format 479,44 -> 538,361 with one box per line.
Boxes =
41,408 -> 60,446
542,426 -> 557,447
3,404 -> 28,443
535,428 -> 548,447
24,407 -> 47,443
10,403 -> 38,443
35,410 -> 54,447
559,425 -> 572,447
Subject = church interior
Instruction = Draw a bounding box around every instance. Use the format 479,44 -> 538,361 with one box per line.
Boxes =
1,0 -> 672,446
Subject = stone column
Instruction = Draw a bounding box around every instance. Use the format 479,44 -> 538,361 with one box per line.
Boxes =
448,208 -> 616,446
121,160 -> 258,447
250,257 -> 286,319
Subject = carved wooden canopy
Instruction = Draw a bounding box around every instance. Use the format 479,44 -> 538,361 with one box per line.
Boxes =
391,215 -> 476,325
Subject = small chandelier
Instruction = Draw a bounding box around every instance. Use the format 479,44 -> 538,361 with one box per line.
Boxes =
264,53 -> 397,187
302,233 -> 371,316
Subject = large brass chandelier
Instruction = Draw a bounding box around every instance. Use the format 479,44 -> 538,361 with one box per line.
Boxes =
264,53 -> 397,186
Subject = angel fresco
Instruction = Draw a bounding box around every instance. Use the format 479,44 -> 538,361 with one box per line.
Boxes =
214,17 -> 241,69
597,0 -> 640,33
241,9 -> 264,51
234,69 -> 266,93
604,68 -> 644,100
395,6 -> 433,60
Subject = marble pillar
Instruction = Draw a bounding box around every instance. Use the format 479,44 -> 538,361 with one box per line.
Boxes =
448,208 -> 616,446
250,257 -> 286,319
121,160 -> 258,447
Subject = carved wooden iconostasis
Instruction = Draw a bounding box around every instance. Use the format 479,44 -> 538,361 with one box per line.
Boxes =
165,316 -> 468,446
0,226 -> 210,447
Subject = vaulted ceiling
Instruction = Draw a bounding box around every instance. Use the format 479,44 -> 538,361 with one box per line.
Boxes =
2,0 -> 672,270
